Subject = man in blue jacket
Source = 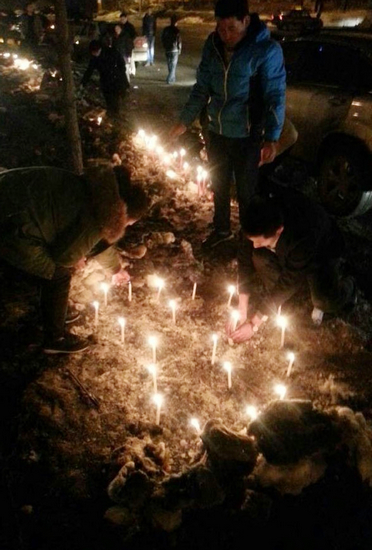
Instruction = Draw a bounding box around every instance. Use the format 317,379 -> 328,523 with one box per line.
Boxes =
170,0 -> 286,248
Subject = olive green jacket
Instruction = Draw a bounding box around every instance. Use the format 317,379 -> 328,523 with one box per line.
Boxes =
0,166 -> 125,279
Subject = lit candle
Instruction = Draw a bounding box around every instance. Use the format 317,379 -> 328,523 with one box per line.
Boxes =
192,282 -> 197,300
118,317 -> 126,344
97,116 -> 102,125
211,333 -> 218,365
101,282 -> 109,306
227,285 -> 236,307
275,384 -> 287,400
93,300 -> 99,326
153,393 -> 163,425
147,363 -> 157,393
138,129 -> 146,140
246,405 -> 258,421
156,278 -> 165,302
156,145 -> 164,157
286,352 -> 295,377
128,280 -> 132,302
196,173 -> 202,195
183,161 -> 189,177
201,170 -> 208,194
276,315 -> 288,348
190,418 -> 201,435
231,310 -> 240,332
278,305 -> 282,316
148,336 -> 158,363
223,361 -> 233,389
169,299 -> 177,324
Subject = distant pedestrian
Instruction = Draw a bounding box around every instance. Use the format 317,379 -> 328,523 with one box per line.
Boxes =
82,40 -> 129,118
161,16 -> 182,84
142,6 -> 157,66
20,2 -> 44,53
119,12 -> 137,77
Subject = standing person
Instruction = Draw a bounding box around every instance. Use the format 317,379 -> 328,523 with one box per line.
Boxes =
227,189 -> 356,343
142,6 -> 157,66
161,15 -> 182,84
82,40 -> 129,118
170,0 -> 286,249
0,165 -> 150,354
119,12 -> 137,77
20,2 -> 44,53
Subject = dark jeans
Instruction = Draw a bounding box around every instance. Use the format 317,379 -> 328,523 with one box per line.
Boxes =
252,247 -> 351,313
165,51 -> 179,83
0,261 -> 71,342
206,132 -> 261,233
102,89 -> 126,117
146,35 -> 155,64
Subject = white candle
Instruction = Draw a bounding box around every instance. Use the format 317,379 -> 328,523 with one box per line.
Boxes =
211,333 -> 218,365
93,301 -> 99,326
190,418 -> 201,435
183,161 -> 189,176
223,361 -> 232,389
156,278 -> 165,301
277,315 -> 288,348
147,364 -> 157,393
101,282 -> 109,306
286,352 -> 295,377
118,317 -> 126,344
192,282 -> 197,300
246,405 -> 258,421
227,285 -> 236,307
231,310 -> 240,332
201,170 -> 208,194
148,336 -> 158,363
169,300 -> 177,324
278,305 -> 282,316
153,393 -> 163,425
179,148 -> 186,169
275,384 -> 287,400
128,280 -> 132,302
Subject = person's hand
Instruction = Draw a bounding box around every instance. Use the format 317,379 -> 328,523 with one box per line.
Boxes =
259,141 -> 277,166
169,122 -> 187,140
75,257 -> 86,271
111,269 -> 131,286
230,321 -> 255,343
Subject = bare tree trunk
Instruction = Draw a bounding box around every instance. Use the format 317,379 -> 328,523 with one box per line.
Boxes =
54,0 -> 84,175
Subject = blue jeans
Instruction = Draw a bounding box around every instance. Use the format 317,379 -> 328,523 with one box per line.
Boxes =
165,51 -> 179,83
146,35 -> 155,64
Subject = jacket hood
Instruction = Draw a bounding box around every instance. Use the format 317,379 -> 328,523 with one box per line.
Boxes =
84,165 -> 127,244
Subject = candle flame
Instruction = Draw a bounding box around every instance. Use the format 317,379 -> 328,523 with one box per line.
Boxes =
169,299 -> 176,311
212,333 -> 218,343
166,170 -> 177,179
275,384 -> 287,400
97,116 -> 102,125
287,352 -> 295,362
93,301 -> 99,310
231,310 -> 240,321
183,161 -> 189,170
228,285 -> 236,295
180,148 -> 186,157
276,315 -> 288,329
223,361 -> 232,373
156,278 -> 165,290
153,393 -> 163,406
246,405 -> 258,421
148,336 -> 158,347
101,282 -> 109,293
190,418 -> 201,433
118,317 -> 126,328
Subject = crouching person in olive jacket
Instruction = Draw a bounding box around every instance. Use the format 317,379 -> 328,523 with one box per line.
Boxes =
0,165 -> 149,354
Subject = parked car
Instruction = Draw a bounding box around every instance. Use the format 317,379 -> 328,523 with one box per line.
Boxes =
282,31 -> 372,216
272,9 -> 323,32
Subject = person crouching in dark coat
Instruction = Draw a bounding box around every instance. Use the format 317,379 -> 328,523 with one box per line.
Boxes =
82,39 -> 129,117
0,165 -> 149,354
227,189 -> 356,343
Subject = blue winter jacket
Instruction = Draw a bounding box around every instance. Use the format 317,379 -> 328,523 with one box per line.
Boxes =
179,15 -> 286,141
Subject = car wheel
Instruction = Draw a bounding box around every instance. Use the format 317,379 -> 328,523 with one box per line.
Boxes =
318,144 -> 372,217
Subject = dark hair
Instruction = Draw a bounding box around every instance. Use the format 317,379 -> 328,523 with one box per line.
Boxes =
171,15 -> 178,25
114,166 -> 150,220
89,39 -> 102,53
120,11 -> 127,18
214,0 -> 249,21
241,194 -> 284,237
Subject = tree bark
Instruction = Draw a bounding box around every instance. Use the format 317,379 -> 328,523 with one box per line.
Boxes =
54,0 -> 84,175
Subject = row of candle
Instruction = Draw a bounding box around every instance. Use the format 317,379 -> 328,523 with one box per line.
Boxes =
135,129 -> 209,195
